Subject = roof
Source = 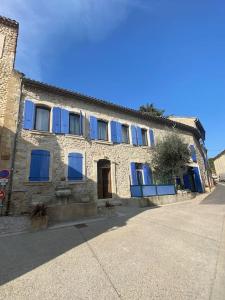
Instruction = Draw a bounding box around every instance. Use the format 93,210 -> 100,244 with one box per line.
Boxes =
213,150 -> 225,161
23,77 -> 202,140
0,16 -> 19,28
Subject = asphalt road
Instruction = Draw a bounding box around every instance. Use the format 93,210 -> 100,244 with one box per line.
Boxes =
0,185 -> 225,300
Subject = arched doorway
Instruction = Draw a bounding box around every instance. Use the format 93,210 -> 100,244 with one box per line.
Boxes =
97,159 -> 112,199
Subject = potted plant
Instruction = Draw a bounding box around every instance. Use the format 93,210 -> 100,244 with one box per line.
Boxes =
31,203 -> 48,231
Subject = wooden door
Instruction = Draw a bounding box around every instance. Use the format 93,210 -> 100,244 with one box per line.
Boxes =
97,160 -> 112,199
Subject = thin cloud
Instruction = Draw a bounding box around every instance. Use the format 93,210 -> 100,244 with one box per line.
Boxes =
0,0 -> 150,80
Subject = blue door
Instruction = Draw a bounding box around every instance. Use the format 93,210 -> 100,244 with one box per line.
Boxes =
193,167 -> 203,193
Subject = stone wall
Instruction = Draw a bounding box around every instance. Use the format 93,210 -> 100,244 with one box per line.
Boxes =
10,83 -> 207,214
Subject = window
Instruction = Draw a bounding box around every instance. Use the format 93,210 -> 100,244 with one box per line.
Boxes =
97,120 -> 108,141
68,152 -> 83,181
34,106 -> 50,131
29,150 -> 50,181
136,163 -> 144,185
141,129 -> 148,146
121,125 -> 129,144
69,113 -> 81,135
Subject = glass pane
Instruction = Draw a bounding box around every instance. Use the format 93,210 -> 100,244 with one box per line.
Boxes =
122,125 -> 129,143
35,107 -> 50,131
69,114 -> 80,135
98,120 -> 108,140
142,129 -> 148,146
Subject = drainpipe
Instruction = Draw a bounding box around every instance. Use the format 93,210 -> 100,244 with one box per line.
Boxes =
5,74 -> 24,215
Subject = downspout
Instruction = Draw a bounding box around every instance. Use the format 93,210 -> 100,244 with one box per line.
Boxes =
5,74 -> 24,215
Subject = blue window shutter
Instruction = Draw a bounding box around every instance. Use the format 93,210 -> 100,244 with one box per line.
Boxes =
137,126 -> 143,146
183,174 -> 191,189
52,107 -> 61,133
29,150 -> 50,181
143,164 -> 152,185
68,153 -> 83,180
23,100 -> 35,130
61,109 -> 69,134
130,162 -> 138,185
190,145 -> 197,162
193,167 -> 203,193
90,116 -> 98,140
131,125 -> 138,146
80,111 -> 83,135
111,121 -> 117,143
149,129 -> 155,147
117,122 -> 122,143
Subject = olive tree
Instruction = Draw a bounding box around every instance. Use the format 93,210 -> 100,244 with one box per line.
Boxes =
151,132 -> 191,184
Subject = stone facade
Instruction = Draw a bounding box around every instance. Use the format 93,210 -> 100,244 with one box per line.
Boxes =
213,151 -> 225,179
0,16 -> 209,216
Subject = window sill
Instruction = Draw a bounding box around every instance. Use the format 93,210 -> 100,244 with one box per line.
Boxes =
65,134 -> 85,140
67,180 -> 86,184
24,130 -> 53,136
94,140 -> 113,145
24,181 -> 52,185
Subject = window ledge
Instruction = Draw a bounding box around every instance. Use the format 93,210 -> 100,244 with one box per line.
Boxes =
24,130 -> 53,136
65,134 -> 85,140
66,180 -> 86,184
94,140 -> 113,145
24,181 -> 52,185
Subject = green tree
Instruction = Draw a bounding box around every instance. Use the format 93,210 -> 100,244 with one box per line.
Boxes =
208,158 -> 216,174
151,132 -> 191,183
139,103 -> 165,117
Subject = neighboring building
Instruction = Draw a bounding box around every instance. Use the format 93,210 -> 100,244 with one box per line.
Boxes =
0,16 -> 208,216
213,150 -> 225,180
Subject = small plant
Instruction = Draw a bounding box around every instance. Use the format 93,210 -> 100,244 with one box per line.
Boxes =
31,203 -> 47,218
105,201 -> 114,208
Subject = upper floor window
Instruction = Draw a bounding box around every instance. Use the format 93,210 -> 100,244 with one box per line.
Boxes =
35,106 -> 50,132
141,129 -> 148,146
69,113 -> 81,135
122,124 -> 129,144
97,120 -> 108,141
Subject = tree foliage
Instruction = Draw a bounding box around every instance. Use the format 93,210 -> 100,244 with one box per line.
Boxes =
152,132 -> 191,183
139,103 -> 165,117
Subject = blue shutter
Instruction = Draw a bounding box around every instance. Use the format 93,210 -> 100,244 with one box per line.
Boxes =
111,121 -> 122,143
130,162 -> 138,185
90,116 -> 98,140
193,167 -> 203,193
183,174 -> 191,189
29,150 -> 50,181
131,126 -> 138,146
149,129 -> 155,147
23,100 -> 35,130
111,121 -> 117,143
137,126 -> 143,146
117,122 -> 122,143
190,145 -> 197,162
143,164 -> 152,185
80,111 -> 83,135
52,107 -> 61,133
61,109 -> 69,134
68,153 -> 83,180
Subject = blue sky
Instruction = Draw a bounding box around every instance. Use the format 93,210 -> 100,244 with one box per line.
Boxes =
1,0 -> 225,157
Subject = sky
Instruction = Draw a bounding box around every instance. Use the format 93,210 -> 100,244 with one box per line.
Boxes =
1,0 -> 225,157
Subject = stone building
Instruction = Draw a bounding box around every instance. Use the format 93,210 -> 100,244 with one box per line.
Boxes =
0,16 -> 209,217
213,150 -> 225,180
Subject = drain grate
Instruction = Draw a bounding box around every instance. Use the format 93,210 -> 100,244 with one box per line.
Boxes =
74,223 -> 88,229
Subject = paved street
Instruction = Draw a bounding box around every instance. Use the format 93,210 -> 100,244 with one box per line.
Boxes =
0,185 -> 225,300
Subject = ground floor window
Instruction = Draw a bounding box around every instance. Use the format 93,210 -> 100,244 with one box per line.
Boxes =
130,162 -> 152,185
68,152 -> 83,181
29,150 -> 50,181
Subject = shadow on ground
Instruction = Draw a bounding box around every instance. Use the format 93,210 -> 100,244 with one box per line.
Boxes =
0,206 -> 153,286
